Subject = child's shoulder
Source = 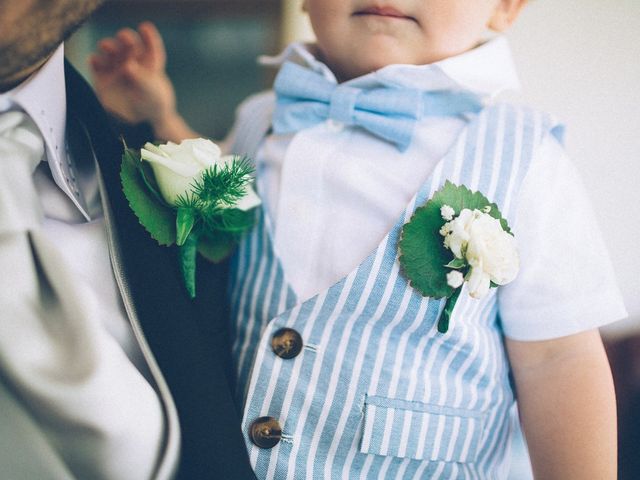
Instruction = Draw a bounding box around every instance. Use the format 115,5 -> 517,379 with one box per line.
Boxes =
234,90 -> 276,123
228,90 -> 276,156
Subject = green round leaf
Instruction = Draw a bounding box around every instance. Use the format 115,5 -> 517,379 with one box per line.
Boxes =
398,181 -> 510,298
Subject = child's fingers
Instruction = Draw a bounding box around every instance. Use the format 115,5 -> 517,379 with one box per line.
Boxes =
116,28 -> 144,61
93,38 -> 122,72
98,37 -> 119,56
98,36 -> 131,72
138,21 -> 167,67
88,52 -> 110,73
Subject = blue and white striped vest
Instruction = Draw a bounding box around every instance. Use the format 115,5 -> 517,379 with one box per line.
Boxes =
227,92 -> 560,479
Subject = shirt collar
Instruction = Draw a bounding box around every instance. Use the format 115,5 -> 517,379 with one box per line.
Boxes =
0,45 -> 93,220
0,44 -> 67,167
260,36 -> 521,99
260,43 -> 338,82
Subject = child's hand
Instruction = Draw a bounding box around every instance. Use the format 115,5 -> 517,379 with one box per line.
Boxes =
89,22 -> 177,129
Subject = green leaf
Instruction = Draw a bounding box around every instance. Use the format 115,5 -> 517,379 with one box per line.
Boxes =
178,233 -> 199,298
399,201 -> 454,299
399,181 -> 510,299
196,208 -> 256,263
121,149 -> 176,246
445,257 -> 467,269
176,207 -> 197,246
197,231 -> 238,263
202,208 -> 256,234
434,181 -> 510,233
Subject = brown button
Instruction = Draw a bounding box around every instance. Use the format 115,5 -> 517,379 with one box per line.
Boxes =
249,416 -> 282,449
271,328 -> 303,359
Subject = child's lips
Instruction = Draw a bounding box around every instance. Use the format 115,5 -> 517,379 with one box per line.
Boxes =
354,6 -> 417,22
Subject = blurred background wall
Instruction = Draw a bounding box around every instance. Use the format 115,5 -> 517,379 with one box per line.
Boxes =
508,0 -> 640,339
66,1 -> 640,478
67,0 -> 283,139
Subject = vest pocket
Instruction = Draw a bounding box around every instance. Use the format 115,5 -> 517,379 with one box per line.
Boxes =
360,395 -> 485,463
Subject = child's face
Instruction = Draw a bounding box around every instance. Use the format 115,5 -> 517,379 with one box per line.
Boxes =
303,0 -> 526,81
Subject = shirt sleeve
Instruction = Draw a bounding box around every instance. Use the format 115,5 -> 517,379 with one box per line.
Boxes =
498,135 -> 628,341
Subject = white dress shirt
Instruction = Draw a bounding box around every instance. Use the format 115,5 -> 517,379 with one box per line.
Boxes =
0,45 -> 166,479
254,37 -> 627,340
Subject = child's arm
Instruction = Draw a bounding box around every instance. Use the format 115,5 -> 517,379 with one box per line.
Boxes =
506,329 -> 617,479
89,22 -> 198,142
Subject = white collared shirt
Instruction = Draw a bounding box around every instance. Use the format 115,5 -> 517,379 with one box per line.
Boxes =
251,37 -> 626,340
0,45 -> 166,479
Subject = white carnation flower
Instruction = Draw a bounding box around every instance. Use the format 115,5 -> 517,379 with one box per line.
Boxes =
465,213 -> 519,298
440,208 -> 476,259
439,207 -> 519,299
466,260 -> 492,299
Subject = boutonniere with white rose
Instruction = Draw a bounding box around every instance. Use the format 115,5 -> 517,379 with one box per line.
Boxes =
121,138 -> 260,298
399,181 -> 519,333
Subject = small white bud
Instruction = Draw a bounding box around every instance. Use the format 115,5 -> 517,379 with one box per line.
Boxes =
441,205 -> 455,221
446,270 -> 465,289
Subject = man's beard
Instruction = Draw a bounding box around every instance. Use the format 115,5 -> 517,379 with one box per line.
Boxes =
0,0 -> 105,84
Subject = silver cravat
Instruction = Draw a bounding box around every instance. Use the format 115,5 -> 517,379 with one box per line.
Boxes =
0,110 -> 164,480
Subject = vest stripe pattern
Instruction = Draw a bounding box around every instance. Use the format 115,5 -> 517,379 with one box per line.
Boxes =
228,98 -> 558,479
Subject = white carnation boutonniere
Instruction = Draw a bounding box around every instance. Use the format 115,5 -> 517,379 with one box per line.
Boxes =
121,138 -> 260,298
399,181 -> 519,333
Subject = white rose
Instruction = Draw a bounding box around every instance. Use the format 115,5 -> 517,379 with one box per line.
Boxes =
465,212 -> 519,298
140,139 -> 260,210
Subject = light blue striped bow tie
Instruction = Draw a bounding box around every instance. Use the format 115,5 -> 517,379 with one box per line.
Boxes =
272,61 -> 484,151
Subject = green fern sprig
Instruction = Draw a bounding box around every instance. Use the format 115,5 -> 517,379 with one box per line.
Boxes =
173,156 -> 257,298
190,156 -> 254,213
174,190 -> 201,210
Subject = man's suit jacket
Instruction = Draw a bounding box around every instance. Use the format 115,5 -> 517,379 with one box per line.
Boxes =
0,62 -> 255,480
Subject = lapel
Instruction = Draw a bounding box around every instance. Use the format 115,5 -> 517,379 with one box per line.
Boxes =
64,61 -> 255,479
